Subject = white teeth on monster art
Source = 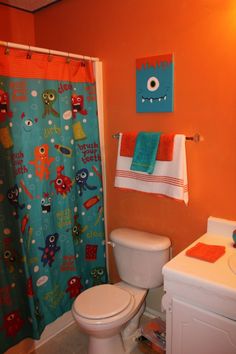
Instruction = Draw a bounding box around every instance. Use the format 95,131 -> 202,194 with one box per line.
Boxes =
141,95 -> 167,103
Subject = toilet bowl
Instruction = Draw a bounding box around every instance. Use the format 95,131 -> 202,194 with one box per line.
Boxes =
72,228 -> 171,354
72,282 -> 147,354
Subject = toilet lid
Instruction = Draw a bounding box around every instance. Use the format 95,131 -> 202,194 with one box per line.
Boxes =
74,284 -> 132,319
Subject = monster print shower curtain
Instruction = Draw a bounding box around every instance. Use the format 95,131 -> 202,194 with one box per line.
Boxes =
0,47 -> 107,353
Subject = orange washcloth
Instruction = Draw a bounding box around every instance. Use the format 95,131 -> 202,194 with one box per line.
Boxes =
120,132 -> 175,161
186,242 -> 225,263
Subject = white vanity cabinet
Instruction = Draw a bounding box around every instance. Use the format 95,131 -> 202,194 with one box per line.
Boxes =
163,293 -> 236,354
162,217 -> 236,354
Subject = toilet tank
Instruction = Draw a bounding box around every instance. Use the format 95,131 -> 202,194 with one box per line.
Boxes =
110,228 -> 171,289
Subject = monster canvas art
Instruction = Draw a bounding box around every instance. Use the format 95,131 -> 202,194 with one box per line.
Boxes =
136,54 -> 174,113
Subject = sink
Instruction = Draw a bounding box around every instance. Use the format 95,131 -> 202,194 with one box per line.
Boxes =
228,254 -> 236,275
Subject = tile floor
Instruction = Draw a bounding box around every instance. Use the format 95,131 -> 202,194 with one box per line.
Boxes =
33,322 -> 88,354
32,317 -> 150,354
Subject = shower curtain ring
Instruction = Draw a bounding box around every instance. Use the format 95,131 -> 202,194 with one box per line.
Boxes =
4,42 -> 10,55
66,53 -> 70,64
27,45 -> 32,59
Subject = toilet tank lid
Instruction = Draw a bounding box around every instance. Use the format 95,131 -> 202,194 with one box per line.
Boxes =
110,228 -> 171,251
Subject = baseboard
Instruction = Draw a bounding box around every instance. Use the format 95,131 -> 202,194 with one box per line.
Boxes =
5,311 -> 75,354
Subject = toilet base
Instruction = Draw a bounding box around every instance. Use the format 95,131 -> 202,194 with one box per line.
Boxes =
122,302 -> 145,352
88,333 -> 126,354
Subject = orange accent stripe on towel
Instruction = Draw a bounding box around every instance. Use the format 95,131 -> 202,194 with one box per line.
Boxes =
116,170 -> 187,188
0,47 -> 95,83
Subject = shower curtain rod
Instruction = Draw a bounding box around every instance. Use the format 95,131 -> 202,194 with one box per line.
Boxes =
0,40 -> 100,62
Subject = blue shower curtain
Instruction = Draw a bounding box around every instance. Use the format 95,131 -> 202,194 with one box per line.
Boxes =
0,47 -> 107,353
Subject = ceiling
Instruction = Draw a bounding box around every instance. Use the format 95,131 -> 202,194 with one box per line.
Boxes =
0,0 -> 61,12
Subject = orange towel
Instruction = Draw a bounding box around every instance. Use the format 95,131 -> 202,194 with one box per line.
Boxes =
156,133 -> 175,161
186,242 -> 225,263
120,132 -> 137,157
120,132 -> 175,161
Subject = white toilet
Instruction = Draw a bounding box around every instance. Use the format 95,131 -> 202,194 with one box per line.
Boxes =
72,228 -> 171,354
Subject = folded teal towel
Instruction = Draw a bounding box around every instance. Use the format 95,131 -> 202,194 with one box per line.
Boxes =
130,132 -> 161,174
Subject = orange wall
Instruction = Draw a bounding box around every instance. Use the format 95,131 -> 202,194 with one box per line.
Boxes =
35,0 -> 236,280
0,5 -> 35,44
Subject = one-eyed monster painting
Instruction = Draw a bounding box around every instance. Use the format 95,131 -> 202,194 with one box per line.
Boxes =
136,54 -> 174,113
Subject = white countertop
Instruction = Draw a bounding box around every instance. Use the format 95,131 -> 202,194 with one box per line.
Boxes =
163,232 -> 236,299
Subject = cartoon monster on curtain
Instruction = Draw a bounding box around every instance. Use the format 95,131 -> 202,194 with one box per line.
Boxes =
0,48 -> 107,354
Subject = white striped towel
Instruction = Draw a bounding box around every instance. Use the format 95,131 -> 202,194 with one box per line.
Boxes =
114,134 -> 188,204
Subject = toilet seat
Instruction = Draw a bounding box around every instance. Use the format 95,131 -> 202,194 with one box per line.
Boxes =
73,284 -> 133,320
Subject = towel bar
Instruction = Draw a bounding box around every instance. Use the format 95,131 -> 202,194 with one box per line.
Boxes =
112,132 -> 202,143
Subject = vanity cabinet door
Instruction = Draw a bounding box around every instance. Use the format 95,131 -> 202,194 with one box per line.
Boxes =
171,298 -> 236,354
